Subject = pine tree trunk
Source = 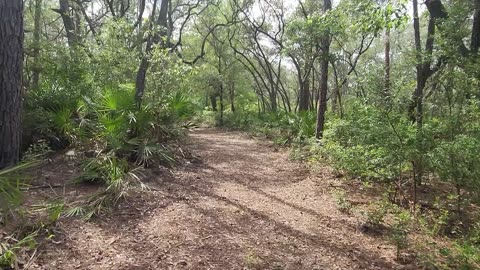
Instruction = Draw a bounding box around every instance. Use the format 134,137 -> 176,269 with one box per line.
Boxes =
0,0 -> 24,169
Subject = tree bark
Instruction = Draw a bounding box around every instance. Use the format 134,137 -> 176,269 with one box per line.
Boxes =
154,0 -> 169,46
0,0 -> 24,169
210,94 -> 217,111
315,0 -> 332,139
424,0 -> 469,56
472,0 -> 480,53
229,81 -> 235,112
412,0 -> 424,199
298,77 -> 310,112
31,0 -> 42,91
135,0 -> 170,107
58,0 -> 78,48
75,0 -> 97,39
384,27 -> 391,99
219,85 -> 224,126
409,1 -> 436,122
135,55 -> 151,107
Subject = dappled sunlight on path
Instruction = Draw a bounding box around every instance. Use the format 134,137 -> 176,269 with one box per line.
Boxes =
34,128 -> 400,270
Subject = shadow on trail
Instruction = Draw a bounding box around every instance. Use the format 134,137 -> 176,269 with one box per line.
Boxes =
36,128 -> 397,270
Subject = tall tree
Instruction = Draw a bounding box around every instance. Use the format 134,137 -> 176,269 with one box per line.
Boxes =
377,0 -> 391,99
384,26 -> 391,98
31,0 -> 42,91
57,0 -> 79,48
135,0 -> 169,107
412,0 -> 428,201
473,0 -> 480,53
0,0 -> 24,169
315,0 -> 332,139
289,1 -> 319,112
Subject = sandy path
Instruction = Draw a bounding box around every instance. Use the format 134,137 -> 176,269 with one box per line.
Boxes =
33,128 -> 400,270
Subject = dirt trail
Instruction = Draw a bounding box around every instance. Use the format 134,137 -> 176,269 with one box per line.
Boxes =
34,128 -> 401,270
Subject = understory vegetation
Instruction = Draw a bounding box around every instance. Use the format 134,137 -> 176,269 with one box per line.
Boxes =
0,0 -> 479,269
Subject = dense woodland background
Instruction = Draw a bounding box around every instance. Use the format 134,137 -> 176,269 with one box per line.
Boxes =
0,0 -> 480,268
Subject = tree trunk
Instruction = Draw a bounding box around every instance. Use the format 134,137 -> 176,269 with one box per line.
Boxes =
210,95 -> 217,111
76,1 -> 98,39
298,77 -> 310,112
135,0 -> 168,107
135,56 -> 151,107
314,66 -> 320,112
0,0 -> 24,169
154,0 -> 169,46
269,89 -> 277,112
219,85 -> 224,126
315,0 -> 332,139
331,63 -> 338,113
59,0 -> 78,48
310,73 -> 315,110
412,0 -> 424,199
409,1 -> 438,121
384,27 -> 391,99
230,81 -> 235,112
31,0 -> 42,91
472,0 -> 480,53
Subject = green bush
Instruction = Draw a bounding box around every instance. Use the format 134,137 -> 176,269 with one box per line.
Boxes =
429,135 -> 480,205
222,110 -> 316,145
322,102 -> 416,181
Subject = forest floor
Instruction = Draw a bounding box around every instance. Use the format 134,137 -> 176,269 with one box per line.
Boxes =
30,128 -> 412,270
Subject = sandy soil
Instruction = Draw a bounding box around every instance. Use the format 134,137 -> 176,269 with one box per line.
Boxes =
31,128 -> 406,270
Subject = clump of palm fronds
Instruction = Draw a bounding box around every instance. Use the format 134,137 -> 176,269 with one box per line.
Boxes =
25,85 -> 183,220
74,152 -> 147,219
0,162 -> 42,269
0,232 -> 37,268
0,162 -> 38,223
